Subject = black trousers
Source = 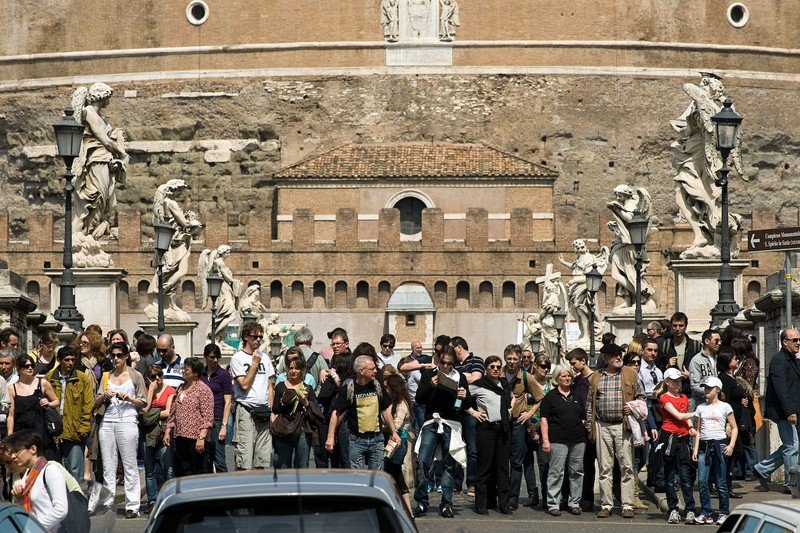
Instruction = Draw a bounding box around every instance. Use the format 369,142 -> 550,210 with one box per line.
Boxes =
174,436 -> 208,477
475,423 -> 510,511
581,434 -> 596,505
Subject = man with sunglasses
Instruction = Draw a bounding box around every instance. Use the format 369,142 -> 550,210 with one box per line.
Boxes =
155,333 -> 184,389
45,345 -> 94,481
230,321 -> 275,470
377,333 -> 401,370
753,328 -> 800,494
451,336 -> 483,497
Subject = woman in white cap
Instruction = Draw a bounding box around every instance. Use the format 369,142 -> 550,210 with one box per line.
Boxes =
691,376 -> 738,526
653,367 -> 696,524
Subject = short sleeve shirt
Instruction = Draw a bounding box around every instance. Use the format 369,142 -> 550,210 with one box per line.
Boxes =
658,393 -> 690,436
696,401 -> 733,441
540,388 -> 586,444
336,379 -> 391,436
156,355 -> 185,390
455,354 -> 485,381
200,366 -> 233,419
229,350 -> 275,407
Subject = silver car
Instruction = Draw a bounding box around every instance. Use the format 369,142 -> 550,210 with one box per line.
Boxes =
717,500 -> 800,533
144,469 -> 417,533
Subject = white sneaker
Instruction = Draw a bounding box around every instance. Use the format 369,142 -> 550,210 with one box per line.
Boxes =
716,514 -> 728,526
694,514 -> 712,525
684,511 -> 696,525
667,510 -> 680,524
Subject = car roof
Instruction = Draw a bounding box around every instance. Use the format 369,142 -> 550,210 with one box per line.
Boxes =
732,500 -> 800,524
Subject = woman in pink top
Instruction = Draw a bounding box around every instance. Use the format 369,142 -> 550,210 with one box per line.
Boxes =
164,357 -> 214,476
143,364 -> 176,509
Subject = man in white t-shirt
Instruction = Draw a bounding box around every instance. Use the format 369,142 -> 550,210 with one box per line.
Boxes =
377,333 -> 402,370
230,321 -> 275,470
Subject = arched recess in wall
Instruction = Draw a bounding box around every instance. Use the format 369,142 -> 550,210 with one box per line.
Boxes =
119,280 -> 130,312
312,281 -> 326,309
291,281 -> 305,308
597,281 -> 608,310
433,281 -> 447,308
746,280 -> 761,307
181,280 -> 196,311
334,281 -> 348,308
478,281 -> 493,308
501,281 -> 516,308
136,280 -> 150,310
386,190 -> 434,242
356,281 -> 369,309
378,281 -> 391,308
456,281 -> 470,310
524,281 -> 539,309
270,280 -> 283,309
25,281 -> 40,308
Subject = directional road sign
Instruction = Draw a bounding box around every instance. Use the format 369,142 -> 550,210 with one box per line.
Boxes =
747,226 -> 800,253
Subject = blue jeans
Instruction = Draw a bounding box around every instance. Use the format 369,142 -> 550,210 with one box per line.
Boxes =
754,418 -> 799,490
274,433 -> 312,468
698,440 -> 729,516
454,412 -> 477,489
144,442 -> 175,503
348,433 -> 383,470
414,423 -> 456,509
411,403 -> 426,435
508,422 -> 537,504
209,418 -> 228,473
60,440 -> 85,482
663,453 -> 695,513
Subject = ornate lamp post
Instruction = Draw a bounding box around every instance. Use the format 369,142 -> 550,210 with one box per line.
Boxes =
710,99 -> 743,327
206,268 -> 224,345
628,210 -> 649,335
52,108 -> 85,332
153,220 -> 176,334
530,335 -> 541,356
553,308 -> 567,360
585,264 -> 603,363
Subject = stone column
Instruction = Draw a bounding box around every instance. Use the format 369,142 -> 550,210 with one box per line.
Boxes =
0,261 -> 37,346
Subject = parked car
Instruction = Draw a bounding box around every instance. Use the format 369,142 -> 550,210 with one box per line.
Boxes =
0,502 -> 46,532
144,469 -> 417,533
717,500 -> 800,533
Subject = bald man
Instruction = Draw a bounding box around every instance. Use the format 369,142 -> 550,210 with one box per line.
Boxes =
155,333 -> 184,388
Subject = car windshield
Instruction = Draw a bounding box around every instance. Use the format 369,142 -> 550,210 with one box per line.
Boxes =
157,495 -> 406,533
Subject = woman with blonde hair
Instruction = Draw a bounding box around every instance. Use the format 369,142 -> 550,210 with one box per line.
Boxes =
76,330 -> 109,385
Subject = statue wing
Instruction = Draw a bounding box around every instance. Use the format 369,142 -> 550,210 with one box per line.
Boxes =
595,246 -> 611,274
197,249 -> 212,309
683,83 -> 717,134
635,188 -> 652,220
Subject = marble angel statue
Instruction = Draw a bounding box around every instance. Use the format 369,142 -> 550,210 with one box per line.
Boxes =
517,312 -> 542,353
239,283 -> 269,323
558,239 -> 609,346
540,278 -> 568,364
670,72 -> 746,259
198,245 -> 242,346
607,184 -> 658,314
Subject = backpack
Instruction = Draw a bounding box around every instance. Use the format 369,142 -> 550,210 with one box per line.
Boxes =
42,462 -> 91,533
345,378 -> 383,404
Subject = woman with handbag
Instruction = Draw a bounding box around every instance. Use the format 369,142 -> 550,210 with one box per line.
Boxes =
271,349 -> 322,469
7,354 -> 60,461
718,352 -> 755,499
141,364 -> 175,512
382,372 -> 413,514
164,357 -> 214,477
93,342 -> 146,519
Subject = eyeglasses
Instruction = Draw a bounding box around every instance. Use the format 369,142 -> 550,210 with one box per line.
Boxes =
149,374 -> 162,380
21,363 -> 35,370
112,352 -> 127,358
440,361 -> 453,367
628,360 -> 641,366
538,364 -> 551,370
487,365 -> 502,370
787,338 -> 800,343
249,335 -> 264,341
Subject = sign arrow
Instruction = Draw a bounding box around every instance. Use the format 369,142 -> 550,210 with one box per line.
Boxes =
750,234 -> 760,249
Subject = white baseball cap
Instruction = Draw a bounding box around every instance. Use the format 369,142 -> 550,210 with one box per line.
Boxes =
664,368 -> 682,381
703,376 -> 723,390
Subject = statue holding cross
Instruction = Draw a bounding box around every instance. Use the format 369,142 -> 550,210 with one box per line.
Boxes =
558,239 -> 610,347
535,263 -> 569,363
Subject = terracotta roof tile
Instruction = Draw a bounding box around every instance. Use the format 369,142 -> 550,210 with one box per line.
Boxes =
276,143 -> 557,179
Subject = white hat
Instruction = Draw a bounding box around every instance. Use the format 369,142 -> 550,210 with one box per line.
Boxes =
664,368 -> 682,381
703,376 -> 723,390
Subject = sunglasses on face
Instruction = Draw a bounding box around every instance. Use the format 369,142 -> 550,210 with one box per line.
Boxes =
487,365 -> 502,370
112,352 -> 126,358
538,364 -> 551,370
149,374 -> 162,380
249,335 -> 264,341
21,363 -> 35,370
440,361 -> 453,367
629,360 -> 640,366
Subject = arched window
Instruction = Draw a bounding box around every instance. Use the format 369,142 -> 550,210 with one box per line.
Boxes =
334,281 -> 348,308
136,280 -> 150,310
291,281 -> 305,308
26,281 -> 40,307
395,197 -> 426,236
378,281 -> 391,307
747,280 -> 762,307
478,281 -> 493,308
356,281 -> 369,309
270,280 -> 283,309
313,281 -> 326,309
434,281 -> 448,308
502,281 -> 516,308
524,281 -> 538,308
119,280 -> 130,311
456,281 -> 470,310
181,280 -> 197,311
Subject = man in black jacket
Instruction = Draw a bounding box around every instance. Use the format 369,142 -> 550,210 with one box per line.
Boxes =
655,312 -> 702,395
412,347 -> 469,519
753,328 -> 800,494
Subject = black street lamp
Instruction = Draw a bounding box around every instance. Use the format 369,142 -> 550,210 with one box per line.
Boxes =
585,264 -> 603,363
529,335 -> 541,356
710,99 -> 743,327
628,209 -> 649,335
52,108 -> 85,332
553,308 -> 567,360
153,220 -> 176,333
206,267 -> 224,345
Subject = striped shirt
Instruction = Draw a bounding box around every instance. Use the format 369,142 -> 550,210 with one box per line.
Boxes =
455,354 -> 485,381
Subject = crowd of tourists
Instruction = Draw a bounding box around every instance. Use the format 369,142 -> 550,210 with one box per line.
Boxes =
0,313 -> 797,529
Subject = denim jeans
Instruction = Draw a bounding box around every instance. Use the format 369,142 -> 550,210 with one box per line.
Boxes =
698,440 -> 729,516
145,442 -> 175,503
348,433 -> 384,470
454,412 -> 477,489
275,433 -> 312,468
414,422 -> 456,509
411,403 -> 426,435
547,442 -> 584,510
663,453 -> 695,513
754,418 -> 799,490
208,417 -> 228,473
508,422 -> 537,504
533,439 -> 550,500
60,440 -> 85,482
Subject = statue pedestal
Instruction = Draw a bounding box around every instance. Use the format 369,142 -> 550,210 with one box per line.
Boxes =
604,313 -> 665,344
138,320 -> 199,358
667,259 -> 749,336
46,268 -> 127,334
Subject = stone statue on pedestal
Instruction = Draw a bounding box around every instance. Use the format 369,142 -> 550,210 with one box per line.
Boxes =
381,0 -> 400,42
607,184 -> 658,315
558,239 -> 609,347
671,72 -> 747,259
198,245 -> 242,349
438,0 -> 460,41
70,82 -> 129,267
239,283 -> 269,324
517,313 -> 542,353
143,179 -> 204,322
535,264 -> 568,363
